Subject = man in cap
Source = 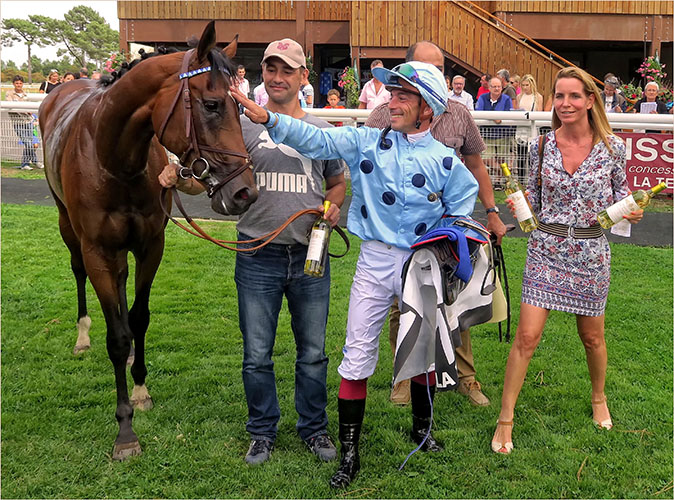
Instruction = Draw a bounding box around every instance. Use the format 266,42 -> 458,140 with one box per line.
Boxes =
159,38 -> 345,466
232,60 -> 479,488
367,41 -> 506,408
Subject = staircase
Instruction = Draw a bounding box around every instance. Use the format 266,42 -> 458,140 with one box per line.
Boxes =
349,0 -> 566,97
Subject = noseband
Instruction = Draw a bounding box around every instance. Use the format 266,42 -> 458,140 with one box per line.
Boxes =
157,49 -> 251,198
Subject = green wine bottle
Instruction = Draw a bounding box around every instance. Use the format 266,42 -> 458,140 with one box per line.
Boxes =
500,162 -> 538,232
304,200 -> 332,277
597,182 -> 666,228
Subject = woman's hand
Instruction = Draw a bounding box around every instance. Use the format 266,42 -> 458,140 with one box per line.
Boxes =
230,86 -> 269,124
623,209 -> 643,224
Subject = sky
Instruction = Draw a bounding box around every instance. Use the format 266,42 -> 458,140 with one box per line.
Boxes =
1,0 -> 118,64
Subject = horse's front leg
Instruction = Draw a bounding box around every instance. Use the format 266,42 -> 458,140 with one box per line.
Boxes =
128,236 -> 164,412
84,249 -> 141,460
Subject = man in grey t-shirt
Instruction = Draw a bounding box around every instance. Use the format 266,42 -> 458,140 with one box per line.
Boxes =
159,38 -> 345,466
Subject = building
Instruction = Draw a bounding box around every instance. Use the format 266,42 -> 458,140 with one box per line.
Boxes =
117,1 -> 673,103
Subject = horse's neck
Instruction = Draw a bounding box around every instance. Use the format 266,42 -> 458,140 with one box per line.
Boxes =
95,62 -> 175,174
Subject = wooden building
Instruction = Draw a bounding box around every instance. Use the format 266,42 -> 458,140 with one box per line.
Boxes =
116,1 -> 673,101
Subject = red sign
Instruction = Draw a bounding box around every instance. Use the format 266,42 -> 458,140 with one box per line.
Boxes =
616,133 -> 674,194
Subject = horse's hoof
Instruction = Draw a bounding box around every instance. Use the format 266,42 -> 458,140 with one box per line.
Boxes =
132,396 -> 153,411
112,440 -> 142,460
73,344 -> 90,356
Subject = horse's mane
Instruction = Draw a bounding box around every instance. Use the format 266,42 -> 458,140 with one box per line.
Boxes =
99,41 -> 236,89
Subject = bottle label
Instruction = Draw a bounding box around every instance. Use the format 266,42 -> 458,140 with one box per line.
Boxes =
507,191 -> 533,221
306,229 -> 327,261
605,196 -> 639,223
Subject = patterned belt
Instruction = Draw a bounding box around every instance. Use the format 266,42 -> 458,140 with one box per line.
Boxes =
538,222 -> 604,239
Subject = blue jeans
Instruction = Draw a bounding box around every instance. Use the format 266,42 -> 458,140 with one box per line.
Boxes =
12,120 -> 37,166
235,233 -> 331,442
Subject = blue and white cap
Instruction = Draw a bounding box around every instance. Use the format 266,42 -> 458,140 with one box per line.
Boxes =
372,61 -> 448,117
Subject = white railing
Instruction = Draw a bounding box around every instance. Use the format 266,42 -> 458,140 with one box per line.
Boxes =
2,101 -> 671,184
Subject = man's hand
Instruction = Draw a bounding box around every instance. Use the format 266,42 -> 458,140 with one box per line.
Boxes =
322,203 -> 341,227
230,86 -> 269,124
158,163 -> 181,188
487,213 -> 507,245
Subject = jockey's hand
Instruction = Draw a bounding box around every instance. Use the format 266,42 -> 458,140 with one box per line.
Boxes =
158,163 -> 181,188
487,213 -> 507,245
230,86 -> 269,124
322,202 -> 341,227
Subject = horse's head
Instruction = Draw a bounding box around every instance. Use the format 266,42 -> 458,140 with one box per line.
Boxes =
154,21 -> 258,215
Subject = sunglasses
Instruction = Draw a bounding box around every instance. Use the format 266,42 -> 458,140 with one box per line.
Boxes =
393,63 -> 446,107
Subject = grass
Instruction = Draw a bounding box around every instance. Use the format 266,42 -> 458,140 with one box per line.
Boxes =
1,203 -> 673,499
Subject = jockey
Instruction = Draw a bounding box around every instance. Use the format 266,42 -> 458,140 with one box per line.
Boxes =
232,61 -> 478,488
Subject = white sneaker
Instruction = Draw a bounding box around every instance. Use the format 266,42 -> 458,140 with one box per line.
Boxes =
35,162 -> 44,169
20,164 -> 33,170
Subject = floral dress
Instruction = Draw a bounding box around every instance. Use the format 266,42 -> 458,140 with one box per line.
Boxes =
522,131 -> 629,316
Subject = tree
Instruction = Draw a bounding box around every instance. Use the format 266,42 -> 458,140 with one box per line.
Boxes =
33,6 -> 118,70
1,18 -> 49,83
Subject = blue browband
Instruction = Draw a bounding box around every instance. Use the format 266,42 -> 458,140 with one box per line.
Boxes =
179,66 -> 211,79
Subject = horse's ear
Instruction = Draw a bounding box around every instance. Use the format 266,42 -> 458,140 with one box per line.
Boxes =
197,21 -> 217,62
222,35 -> 239,60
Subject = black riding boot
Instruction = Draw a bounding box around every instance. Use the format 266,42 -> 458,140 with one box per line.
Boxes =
410,380 -> 443,452
329,398 -> 366,489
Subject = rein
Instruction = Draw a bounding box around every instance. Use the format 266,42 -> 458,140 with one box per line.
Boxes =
160,187 -> 350,255
156,48 -> 251,198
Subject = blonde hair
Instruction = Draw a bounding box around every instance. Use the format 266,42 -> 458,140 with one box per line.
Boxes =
521,74 -> 538,96
551,66 -> 615,153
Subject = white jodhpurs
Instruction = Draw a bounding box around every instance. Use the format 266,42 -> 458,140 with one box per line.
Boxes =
338,240 -> 412,380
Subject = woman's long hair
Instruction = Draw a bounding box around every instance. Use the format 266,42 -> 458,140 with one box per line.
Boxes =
551,66 -> 615,153
521,74 -> 538,96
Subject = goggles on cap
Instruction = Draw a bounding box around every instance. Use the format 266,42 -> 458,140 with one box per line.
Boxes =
394,63 -> 446,108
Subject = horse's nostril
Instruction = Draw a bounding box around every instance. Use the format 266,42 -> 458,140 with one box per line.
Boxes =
239,190 -> 249,200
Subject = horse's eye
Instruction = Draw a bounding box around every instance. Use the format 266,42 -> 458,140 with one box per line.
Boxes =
204,100 -> 220,113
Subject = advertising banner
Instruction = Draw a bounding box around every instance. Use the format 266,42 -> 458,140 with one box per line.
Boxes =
616,133 -> 673,194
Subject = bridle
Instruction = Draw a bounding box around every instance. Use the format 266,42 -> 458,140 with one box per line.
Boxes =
156,48 -> 251,198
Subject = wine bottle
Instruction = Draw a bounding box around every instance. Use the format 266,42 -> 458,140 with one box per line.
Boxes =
597,182 -> 666,228
500,162 -> 538,232
304,200 -> 332,277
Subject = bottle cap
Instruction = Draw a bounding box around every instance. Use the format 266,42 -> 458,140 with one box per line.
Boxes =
500,162 -> 511,176
651,182 -> 667,194
323,200 -> 332,212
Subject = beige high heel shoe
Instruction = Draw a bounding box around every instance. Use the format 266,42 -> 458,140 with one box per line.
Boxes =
591,396 -> 613,430
491,420 -> 514,454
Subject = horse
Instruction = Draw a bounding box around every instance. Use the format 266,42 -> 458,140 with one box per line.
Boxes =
38,21 -> 258,460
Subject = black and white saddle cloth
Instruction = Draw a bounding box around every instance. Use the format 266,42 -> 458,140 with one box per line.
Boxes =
394,217 -> 504,391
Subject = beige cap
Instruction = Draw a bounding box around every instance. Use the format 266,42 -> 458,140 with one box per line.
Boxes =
262,38 -> 306,69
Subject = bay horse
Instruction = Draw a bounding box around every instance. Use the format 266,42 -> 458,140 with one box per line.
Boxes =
38,21 -> 257,460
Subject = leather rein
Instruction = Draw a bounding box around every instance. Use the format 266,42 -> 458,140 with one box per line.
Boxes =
157,49 -> 350,256
160,188 -> 350,255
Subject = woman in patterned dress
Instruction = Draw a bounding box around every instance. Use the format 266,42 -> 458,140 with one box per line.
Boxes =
491,67 -> 644,454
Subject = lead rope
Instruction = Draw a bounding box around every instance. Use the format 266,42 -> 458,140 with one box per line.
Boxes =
160,187 -> 350,255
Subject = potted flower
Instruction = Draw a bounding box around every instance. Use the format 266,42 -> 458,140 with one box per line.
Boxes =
338,66 -> 361,109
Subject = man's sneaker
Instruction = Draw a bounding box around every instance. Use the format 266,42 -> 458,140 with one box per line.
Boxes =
34,162 -> 44,169
458,379 -> 490,407
244,438 -> 273,465
306,434 -> 337,461
20,164 -> 33,170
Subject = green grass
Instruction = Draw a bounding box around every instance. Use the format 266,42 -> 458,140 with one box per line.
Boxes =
2,203 -> 672,498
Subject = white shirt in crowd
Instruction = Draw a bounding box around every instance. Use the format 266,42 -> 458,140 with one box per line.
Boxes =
448,90 -> 474,110
358,79 -> 391,109
238,77 -> 250,98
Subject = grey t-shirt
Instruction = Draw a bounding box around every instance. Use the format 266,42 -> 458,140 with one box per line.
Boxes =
237,113 -> 344,245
